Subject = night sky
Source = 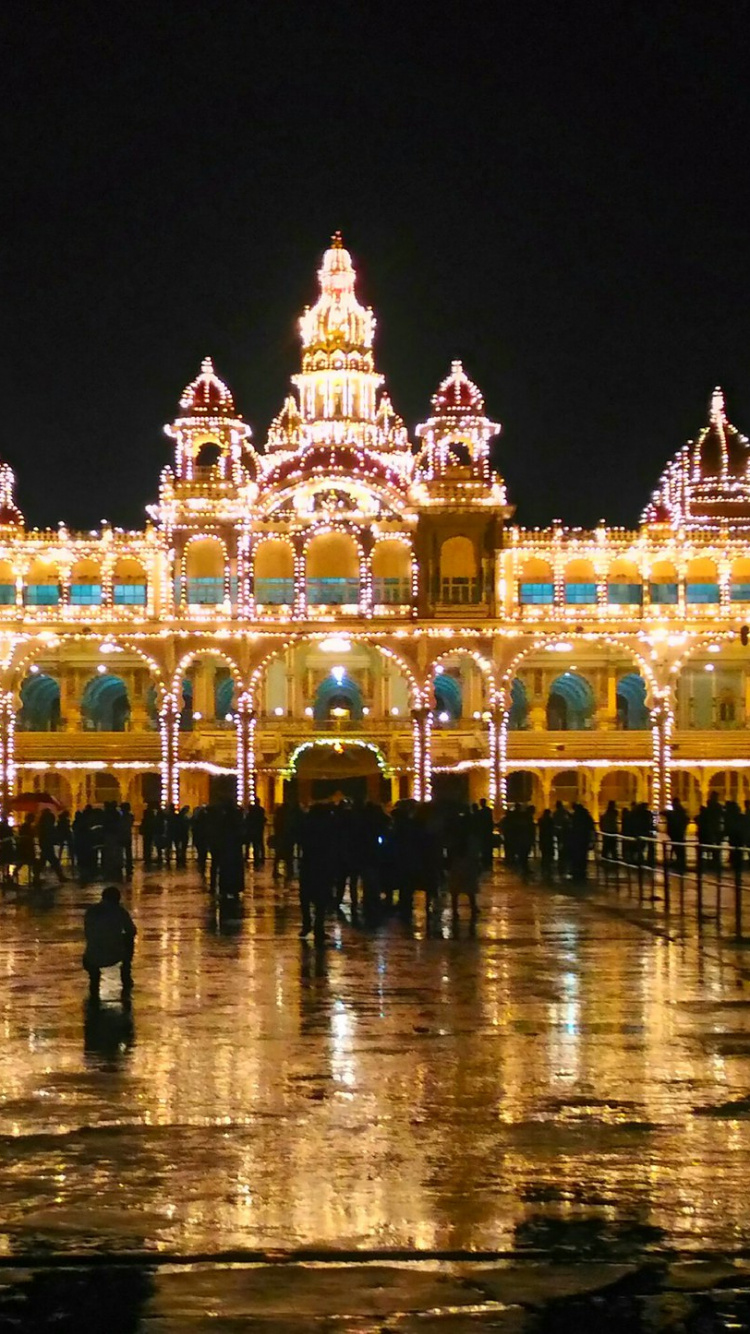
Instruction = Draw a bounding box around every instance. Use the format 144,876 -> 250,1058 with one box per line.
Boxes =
2,4 -> 749,533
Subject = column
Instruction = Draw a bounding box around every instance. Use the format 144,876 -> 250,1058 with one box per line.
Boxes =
160,694 -> 179,808
411,705 -> 432,802
293,535 -> 307,619
192,661 -> 214,723
0,691 -> 15,813
359,531 -> 373,617
650,692 -> 672,812
489,702 -> 504,814
235,698 -> 256,807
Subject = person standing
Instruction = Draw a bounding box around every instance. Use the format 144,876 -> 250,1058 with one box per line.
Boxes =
38,807 -> 65,884
119,801 -> 134,880
82,885 -> 137,1000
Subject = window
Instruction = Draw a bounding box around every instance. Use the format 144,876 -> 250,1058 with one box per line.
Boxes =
256,577 -> 294,605
565,583 -> 597,605
440,577 -> 479,604
373,577 -> 411,604
650,583 -> 678,605
686,583 -> 720,604
69,583 -> 102,606
0,584 -> 14,605
608,583 -> 643,605
114,583 -> 146,605
520,582 -> 554,605
307,577 -> 359,605
187,576 -> 224,605
731,583 -> 750,602
26,584 -> 60,606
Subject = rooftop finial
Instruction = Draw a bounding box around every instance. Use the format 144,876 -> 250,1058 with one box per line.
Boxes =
331,230 -> 344,249
201,356 -> 214,376
710,385 -> 726,423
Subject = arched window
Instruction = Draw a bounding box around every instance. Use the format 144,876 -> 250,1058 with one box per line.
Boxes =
616,672 -> 649,729
70,558 -> 102,606
730,557 -> 750,603
608,559 -> 643,606
0,560 -> 15,606
17,673 -> 60,731
686,557 -> 719,605
650,559 -> 678,605
81,674 -> 130,732
439,536 -> 478,604
254,539 -> 294,606
313,670 -> 363,720
306,533 -> 359,606
113,556 -> 147,607
547,672 -> 594,730
718,691 -> 737,726
25,559 -> 60,607
195,441 -> 222,469
215,674 -> 235,720
433,671 -> 462,720
564,559 -> 597,605
372,540 -> 411,605
519,558 -> 554,605
186,538 -> 225,606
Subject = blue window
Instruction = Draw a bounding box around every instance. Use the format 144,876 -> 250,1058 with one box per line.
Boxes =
307,578 -> 359,605
520,582 -> 554,605
256,577 -> 295,605
650,583 -> 678,605
187,577 -> 224,605
687,583 -> 720,604
0,584 -> 14,605
731,583 -> 750,602
70,584 -> 102,606
114,583 -> 146,605
608,583 -> 643,605
229,576 -> 238,605
565,583 -> 597,605
26,584 -> 60,606
373,577 -> 411,604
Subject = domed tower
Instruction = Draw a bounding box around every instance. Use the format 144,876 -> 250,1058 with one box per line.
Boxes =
164,356 -> 254,485
412,361 -> 511,617
643,387 -> 750,531
265,234 -> 411,461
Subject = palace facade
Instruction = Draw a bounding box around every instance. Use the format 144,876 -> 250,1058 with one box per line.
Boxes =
4,235 -> 750,817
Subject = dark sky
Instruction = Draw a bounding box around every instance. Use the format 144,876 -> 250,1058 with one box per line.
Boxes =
2,2 -> 749,532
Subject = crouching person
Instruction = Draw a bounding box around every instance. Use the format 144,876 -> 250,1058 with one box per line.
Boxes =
83,886 -> 137,1000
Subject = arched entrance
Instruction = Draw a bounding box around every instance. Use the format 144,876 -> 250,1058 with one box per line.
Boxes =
289,740 -> 388,805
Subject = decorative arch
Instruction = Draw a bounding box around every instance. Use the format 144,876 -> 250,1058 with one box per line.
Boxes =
439,535 -> 478,604
113,556 -> 147,606
508,676 -> 529,729
564,558 -> 597,605
313,671 -> 364,720
81,674 -> 130,732
184,535 -> 227,606
519,557 -> 554,605
170,647 -> 244,703
607,558 -> 643,606
17,672 -> 60,731
546,672 -> 595,730
70,557 -> 102,607
247,635 -> 422,713
0,559 -> 15,606
25,557 -> 60,607
253,537 -> 295,606
650,558 -> 679,606
433,671 -> 462,720
371,538 -> 412,606
617,672 -> 650,729
686,555 -> 720,604
305,529 -> 361,606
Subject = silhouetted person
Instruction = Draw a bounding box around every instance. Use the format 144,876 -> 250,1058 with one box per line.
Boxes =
119,801 -> 134,879
477,797 -> 495,870
244,799 -> 266,867
140,803 -> 158,869
217,804 -> 245,897
37,806 -> 64,883
537,808 -> 555,880
600,800 -> 619,863
666,797 -> 689,875
83,885 -> 136,1000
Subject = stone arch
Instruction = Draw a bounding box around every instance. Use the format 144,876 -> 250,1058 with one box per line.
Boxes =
433,670 -> 462,720
607,558 -> 643,607
17,672 -> 61,731
113,556 -> 147,607
616,672 -> 650,729
371,538 -> 412,605
671,770 -> 702,815
519,556 -> 554,605
184,535 -> 227,606
598,768 -> 640,809
25,557 -> 60,607
171,648 -> 244,712
305,530 -> 360,606
686,555 -> 719,605
81,673 -> 130,732
547,671 -> 595,730
248,635 -> 422,715
508,676 -> 529,729
253,537 -> 295,606
313,670 -> 364,720
650,558 -> 679,606
69,557 -> 102,607
16,769 -> 73,808
0,559 -> 15,606
564,558 -> 597,605
439,535 -> 478,603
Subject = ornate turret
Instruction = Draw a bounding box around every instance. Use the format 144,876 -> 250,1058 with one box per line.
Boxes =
164,356 -> 254,485
643,387 -> 750,531
0,460 -> 23,529
414,361 -> 503,489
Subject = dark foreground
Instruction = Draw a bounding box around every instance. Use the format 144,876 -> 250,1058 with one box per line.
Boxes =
1,862 -> 750,1328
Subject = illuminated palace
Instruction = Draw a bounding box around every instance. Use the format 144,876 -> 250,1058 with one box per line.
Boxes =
3,234 -> 750,818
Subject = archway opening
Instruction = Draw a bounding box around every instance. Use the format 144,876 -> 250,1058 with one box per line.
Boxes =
313,670 -> 364,721
439,535 -> 478,604
293,742 -> 386,805
433,671 -> 462,721
372,540 -> 411,606
17,672 -> 61,731
616,673 -> 649,729
254,539 -> 294,606
70,558 -> 102,607
186,538 -> 225,606
306,532 -> 360,606
114,556 -> 147,606
508,677 -> 528,729
81,674 -> 130,732
547,672 -> 594,730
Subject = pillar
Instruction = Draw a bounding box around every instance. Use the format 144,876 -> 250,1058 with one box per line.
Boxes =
489,702 -> 504,815
0,691 -> 15,813
192,661 -> 214,722
411,705 -> 432,802
235,699 -> 256,807
160,694 -> 179,808
650,693 -> 672,812
293,535 -> 306,619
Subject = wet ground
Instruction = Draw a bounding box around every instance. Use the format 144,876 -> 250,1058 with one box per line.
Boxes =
1,862 -> 750,1328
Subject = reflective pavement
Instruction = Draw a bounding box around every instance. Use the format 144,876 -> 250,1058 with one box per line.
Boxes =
1,862 -> 750,1325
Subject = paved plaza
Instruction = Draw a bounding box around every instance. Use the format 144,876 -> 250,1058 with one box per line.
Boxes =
1,864 -> 750,1327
